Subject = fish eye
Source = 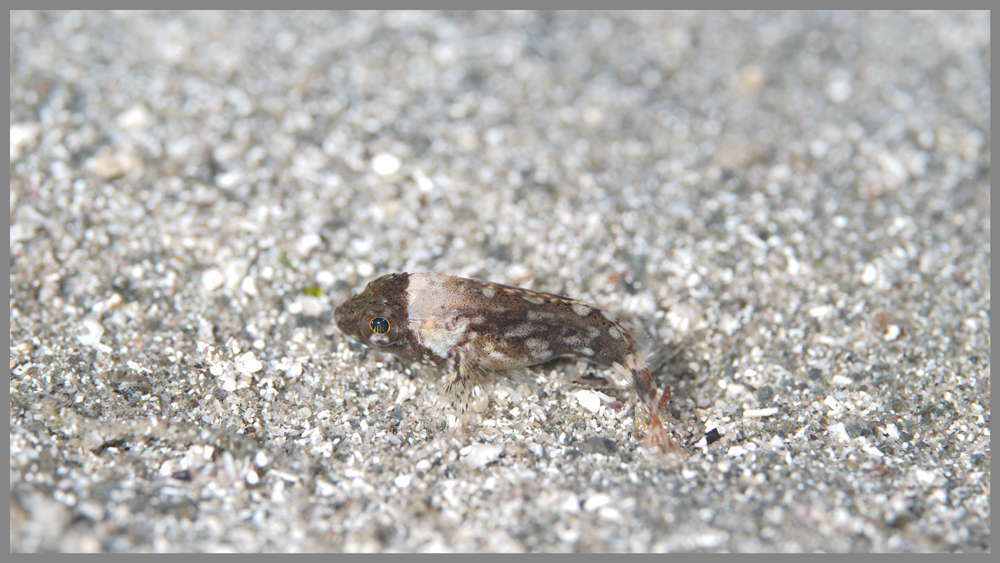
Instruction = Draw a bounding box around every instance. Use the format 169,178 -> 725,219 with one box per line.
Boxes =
369,317 -> 390,335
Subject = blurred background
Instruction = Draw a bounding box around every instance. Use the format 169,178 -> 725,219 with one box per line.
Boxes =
10,11 -> 990,552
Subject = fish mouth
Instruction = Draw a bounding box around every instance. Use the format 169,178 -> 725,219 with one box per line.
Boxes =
333,301 -> 353,335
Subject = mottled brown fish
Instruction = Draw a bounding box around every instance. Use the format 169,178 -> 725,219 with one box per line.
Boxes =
334,272 -> 675,452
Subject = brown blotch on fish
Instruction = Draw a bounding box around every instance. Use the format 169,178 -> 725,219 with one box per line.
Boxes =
334,272 -> 678,453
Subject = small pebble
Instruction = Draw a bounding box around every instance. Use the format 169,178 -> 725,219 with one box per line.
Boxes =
460,444 -> 503,470
371,153 -> 401,176
861,263 -> 878,285
87,154 -> 140,179
201,269 -> 225,292
236,352 -> 262,374
583,493 -> 611,513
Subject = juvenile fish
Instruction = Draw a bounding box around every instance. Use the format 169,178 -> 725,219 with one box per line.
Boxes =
334,272 -> 675,452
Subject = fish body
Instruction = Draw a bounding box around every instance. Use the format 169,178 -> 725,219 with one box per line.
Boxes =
335,272 -> 673,450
